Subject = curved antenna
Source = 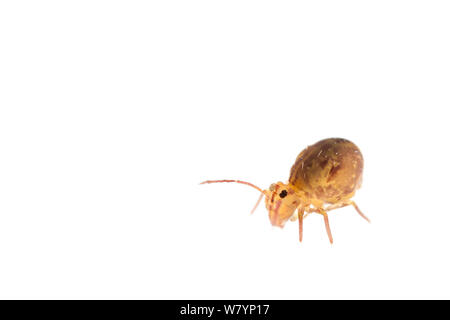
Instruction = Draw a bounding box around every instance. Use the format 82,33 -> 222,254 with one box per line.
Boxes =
199,179 -> 264,193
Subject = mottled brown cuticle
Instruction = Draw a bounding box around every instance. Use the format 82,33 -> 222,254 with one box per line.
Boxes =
327,164 -> 341,182
288,138 -> 363,204
319,160 -> 328,169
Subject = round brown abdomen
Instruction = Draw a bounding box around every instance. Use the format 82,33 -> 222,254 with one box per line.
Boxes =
289,138 -> 364,204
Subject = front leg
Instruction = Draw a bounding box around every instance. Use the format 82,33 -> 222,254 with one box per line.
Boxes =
298,208 -> 304,242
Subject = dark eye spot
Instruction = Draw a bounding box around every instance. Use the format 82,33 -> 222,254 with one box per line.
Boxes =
279,190 -> 288,198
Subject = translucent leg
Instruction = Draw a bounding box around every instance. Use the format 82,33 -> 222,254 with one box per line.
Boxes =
298,209 -> 304,242
324,200 -> 370,223
318,208 -> 333,244
351,201 -> 370,223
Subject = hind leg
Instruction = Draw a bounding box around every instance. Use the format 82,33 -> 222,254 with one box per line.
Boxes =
350,201 -> 370,223
325,200 -> 370,223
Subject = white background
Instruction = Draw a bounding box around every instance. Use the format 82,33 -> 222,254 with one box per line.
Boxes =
0,1 -> 449,299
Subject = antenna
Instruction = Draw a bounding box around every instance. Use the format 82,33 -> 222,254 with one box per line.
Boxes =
200,179 -> 263,193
